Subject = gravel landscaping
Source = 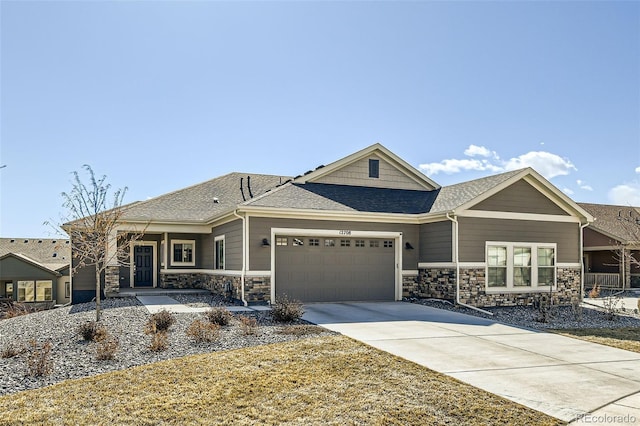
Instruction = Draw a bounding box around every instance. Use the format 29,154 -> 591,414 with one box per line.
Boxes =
0,296 -> 332,396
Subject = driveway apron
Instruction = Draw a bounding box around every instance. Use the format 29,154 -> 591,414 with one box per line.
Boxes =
302,302 -> 640,423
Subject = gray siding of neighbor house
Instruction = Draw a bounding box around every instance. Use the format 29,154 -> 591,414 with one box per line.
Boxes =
583,227 -> 618,247
249,217 -> 419,271
457,217 -> 580,263
471,180 -> 570,216
212,219 -> 243,270
419,221 -> 453,263
0,257 -> 59,281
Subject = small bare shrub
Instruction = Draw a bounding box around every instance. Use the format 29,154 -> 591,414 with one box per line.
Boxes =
571,297 -> 583,322
145,309 -> 175,333
1,343 -> 25,358
26,340 -> 53,377
588,284 -> 600,299
78,321 -> 108,342
186,319 -> 221,343
204,307 -> 233,326
95,334 -> 119,360
148,331 -> 169,352
238,315 -> 258,336
271,295 -> 304,323
602,295 -> 624,321
3,302 -> 34,319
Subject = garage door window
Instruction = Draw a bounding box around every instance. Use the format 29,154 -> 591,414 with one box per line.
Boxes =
383,240 -> 393,248
370,240 -> 379,248
325,239 -> 335,247
355,240 -> 365,247
276,237 -> 288,246
309,238 -> 319,246
340,240 -> 351,247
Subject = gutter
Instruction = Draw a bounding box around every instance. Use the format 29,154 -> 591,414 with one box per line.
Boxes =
446,211 -> 493,316
232,209 -> 248,306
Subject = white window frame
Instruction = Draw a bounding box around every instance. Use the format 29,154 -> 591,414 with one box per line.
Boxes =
214,235 -> 225,270
171,239 -> 196,266
485,242 -> 557,292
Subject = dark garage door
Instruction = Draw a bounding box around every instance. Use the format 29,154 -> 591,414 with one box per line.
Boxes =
275,236 -> 395,302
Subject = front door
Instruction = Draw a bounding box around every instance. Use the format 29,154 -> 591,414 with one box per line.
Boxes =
134,245 -> 154,287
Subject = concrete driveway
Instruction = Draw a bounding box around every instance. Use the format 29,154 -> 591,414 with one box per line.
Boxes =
302,302 -> 640,424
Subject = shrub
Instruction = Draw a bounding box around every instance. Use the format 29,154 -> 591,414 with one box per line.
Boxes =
238,315 -> 258,336
1,343 -> 24,358
3,302 -> 34,319
95,334 -> 119,360
588,284 -> 600,299
270,295 -> 304,323
26,340 -> 53,377
186,319 -> 221,343
148,331 -> 169,352
204,307 -> 233,326
145,310 -> 175,333
78,321 -> 108,342
277,324 -> 324,336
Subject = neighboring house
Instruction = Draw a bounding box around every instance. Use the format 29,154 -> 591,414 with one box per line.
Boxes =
0,238 -> 71,305
69,144 -> 593,308
579,203 -> 640,289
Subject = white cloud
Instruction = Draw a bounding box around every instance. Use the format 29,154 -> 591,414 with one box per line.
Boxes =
608,182 -> 640,205
420,146 -> 576,180
576,180 -> 593,191
563,188 -> 574,195
503,151 -> 576,179
635,166 -> 640,174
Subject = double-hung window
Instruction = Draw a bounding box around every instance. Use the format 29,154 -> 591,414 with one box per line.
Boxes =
215,236 -> 225,270
171,240 -> 195,266
486,243 -> 556,291
17,280 -> 53,302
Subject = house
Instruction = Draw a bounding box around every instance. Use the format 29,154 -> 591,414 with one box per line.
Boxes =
69,144 -> 593,308
579,203 -> 640,290
0,238 -> 71,305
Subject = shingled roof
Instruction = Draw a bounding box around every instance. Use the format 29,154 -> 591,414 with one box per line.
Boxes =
0,238 -> 71,271
579,203 -> 640,243
119,172 -> 288,223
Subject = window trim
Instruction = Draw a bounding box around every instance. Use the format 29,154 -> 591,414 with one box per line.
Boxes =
485,242 -> 557,292
214,236 -> 225,270
171,239 -> 196,266
369,159 -> 380,178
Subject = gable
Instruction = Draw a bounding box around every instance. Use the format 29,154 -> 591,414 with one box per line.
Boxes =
312,154 -> 428,190
0,255 -> 59,280
470,180 -> 569,216
584,227 -> 619,247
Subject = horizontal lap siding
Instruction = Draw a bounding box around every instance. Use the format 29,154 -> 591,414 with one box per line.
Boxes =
458,217 -> 580,263
419,221 -> 452,263
471,180 -> 570,215
213,220 -> 243,270
249,217 -> 419,270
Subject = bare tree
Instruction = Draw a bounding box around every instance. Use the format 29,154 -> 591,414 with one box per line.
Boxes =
612,207 -> 640,289
60,165 -> 145,320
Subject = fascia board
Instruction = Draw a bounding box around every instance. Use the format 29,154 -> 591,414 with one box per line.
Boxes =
237,205 -> 421,224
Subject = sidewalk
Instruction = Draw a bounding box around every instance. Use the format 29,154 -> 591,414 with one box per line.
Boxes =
136,295 -> 271,314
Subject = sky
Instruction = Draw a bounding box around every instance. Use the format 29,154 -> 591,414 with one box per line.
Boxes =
1,0 -> 639,238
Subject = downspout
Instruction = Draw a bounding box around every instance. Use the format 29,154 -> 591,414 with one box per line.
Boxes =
446,211 -> 493,316
233,209 -> 248,306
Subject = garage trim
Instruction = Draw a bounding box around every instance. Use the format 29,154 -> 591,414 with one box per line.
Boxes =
270,227 -> 403,302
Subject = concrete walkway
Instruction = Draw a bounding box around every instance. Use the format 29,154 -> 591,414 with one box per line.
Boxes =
136,295 -> 270,314
302,302 -> 640,424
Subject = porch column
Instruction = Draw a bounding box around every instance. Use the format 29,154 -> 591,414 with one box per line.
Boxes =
624,248 -> 631,289
104,229 -> 120,295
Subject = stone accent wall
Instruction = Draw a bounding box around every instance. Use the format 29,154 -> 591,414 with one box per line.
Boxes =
105,266 -> 120,295
159,272 -> 271,304
410,266 -> 582,308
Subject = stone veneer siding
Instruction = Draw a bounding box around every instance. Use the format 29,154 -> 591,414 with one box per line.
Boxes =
404,267 -> 582,308
159,272 -> 271,304
105,266 -> 120,295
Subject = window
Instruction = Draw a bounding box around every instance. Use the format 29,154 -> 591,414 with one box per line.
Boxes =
65,282 -> 70,299
369,240 -> 379,248
340,239 -> 351,247
369,159 -> 379,178
486,243 -> 556,291
215,236 -> 225,270
355,240 -> 365,247
276,237 -> 288,246
383,240 -> 393,248
17,280 -> 52,302
309,238 -> 320,246
171,240 -> 195,266
293,238 -> 304,246
6,283 -> 13,299
325,239 -> 335,247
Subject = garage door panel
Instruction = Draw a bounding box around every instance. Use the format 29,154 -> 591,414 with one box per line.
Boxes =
276,236 -> 395,303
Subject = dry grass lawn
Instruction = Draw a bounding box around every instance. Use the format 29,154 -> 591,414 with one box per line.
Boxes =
0,335 -> 562,425
552,327 -> 640,353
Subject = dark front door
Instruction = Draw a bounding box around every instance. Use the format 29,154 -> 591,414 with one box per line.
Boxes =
134,245 -> 154,287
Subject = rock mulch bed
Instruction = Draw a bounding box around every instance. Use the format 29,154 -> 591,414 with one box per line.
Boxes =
0,297 -> 332,396
408,297 -> 640,330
